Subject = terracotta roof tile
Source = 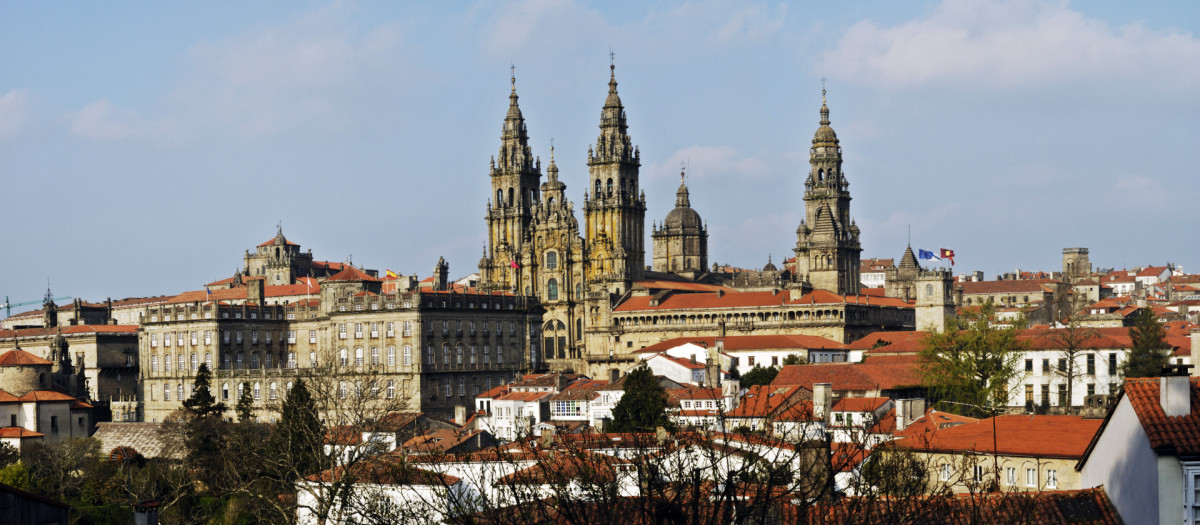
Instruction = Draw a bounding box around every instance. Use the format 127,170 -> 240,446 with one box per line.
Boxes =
18,391 -> 78,403
893,415 -> 1101,459
833,397 -> 890,413
847,330 -> 929,352
725,385 -> 808,418
1124,376 -> 1200,455
772,362 -> 922,392
895,410 -> 979,439
957,279 -> 1059,295
0,349 -> 53,366
325,266 -> 382,283
615,289 -> 912,312
0,427 -> 44,438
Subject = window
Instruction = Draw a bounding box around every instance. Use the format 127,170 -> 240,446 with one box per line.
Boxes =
339,348 -> 348,367
443,344 -> 450,365
1003,467 -> 1015,486
546,251 -> 557,269
483,345 -> 490,365
458,378 -> 465,397
164,384 -> 171,401
386,322 -> 395,337
287,331 -> 296,344
309,352 -> 316,366
310,330 -> 317,344
178,383 -> 184,400
251,353 -> 260,369
1183,463 -> 1200,524
288,352 -> 296,369
1086,354 -> 1095,375
164,332 -> 172,347
236,331 -> 243,344
265,353 -> 273,368
1025,359 -> 1033,372
547,278 -> 559,301
388,346 -> 396,366
387,380 -> 395,399
444,379 -> 452,398
772,356 -> 779,366
151,355 -> 159,373
497,347 -> 504,365
402,345 -> 411,366
178,354 -> 185,371
470,345 -> 477,365
748,356 -> 756,367
338,324 -> 347,339
252,330 -> 258,344
370,322 -> 378,338
355,323 -> 364,338
371,347 -> 380,366
939,464 -> 951,482
224,354 -> 231,370
177,332 -> 184,346
222,383 -> 229,400
456,344 -> 464,365
1026,468 -> 1037,487
1045,469 -> 1057,488
973,465 -> 984,484
151,334 -> 158,347
191,354 -> 198,371
355,347 -> 364,366
1087,383 -> 1095,396
403,321 -> 412,336
204,331 -> 212,345
1058,358 -> 1067,372
427,345 -> 434,364
253,382 -> 261,400
205,352 -> 212,369
1108,353 -> 1117,375
1041,359 -> 1049,375
1041,385 -> 1050,406
1058,384 -> 1068,406
1025,384 -> 1034,406
224,331 -> 231,344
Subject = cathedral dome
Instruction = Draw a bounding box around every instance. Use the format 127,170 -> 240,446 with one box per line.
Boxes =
812,90 -> 839,145
662,175 -> 703,232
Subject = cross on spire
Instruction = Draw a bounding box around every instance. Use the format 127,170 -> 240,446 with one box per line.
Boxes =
510,63 -> 516,91
609,49 -> 615,76
821,77 -> 827,102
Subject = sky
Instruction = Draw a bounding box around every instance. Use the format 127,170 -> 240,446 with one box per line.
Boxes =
1,0 -> 1198,309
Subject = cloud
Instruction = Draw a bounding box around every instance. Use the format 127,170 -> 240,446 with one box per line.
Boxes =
650,145 -> 773,180
821,0 -> 1200,91
69,100 -> 135,140
0,89 -> 30,140
179,6 -> 406,137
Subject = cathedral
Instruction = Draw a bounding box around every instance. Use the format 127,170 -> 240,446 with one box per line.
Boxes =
479,65 -> 922,379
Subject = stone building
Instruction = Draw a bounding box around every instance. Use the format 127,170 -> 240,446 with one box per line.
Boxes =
651,173 -> 708,278
139,262 -> 542,423
473,69 -> 922,379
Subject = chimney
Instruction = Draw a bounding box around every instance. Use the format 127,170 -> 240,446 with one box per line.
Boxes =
454,405 -> 467,426
541,425 -> 556,448
705,342 -> 720,387
813,383 -> 832,425
895,399 -> 909,431
1161,365 -> 1193,417
1191,329 -> 1200,378
248,279 -> 265,305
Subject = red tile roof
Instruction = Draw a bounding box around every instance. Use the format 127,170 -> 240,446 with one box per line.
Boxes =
477,384 -> 511,399
19,391 -> 78,403
1123,376 -> 1200,455
0,349 -> 52,366
725,385 -> 809,419
893,415 -> 1102,459
325,265 -> 382,283
495,391 -> 552,402
636,334 -> 846,354
0,390 -> 21,403
258,236 -> 298,247
0,427 -> 44,438
633,280 -> 736,293
168,281 -> 320,304
847,330 -> 929,352
0,325 -> 138,339
895,410 -> 979,439
615,289 -> 911,312
772,363 -> 922,392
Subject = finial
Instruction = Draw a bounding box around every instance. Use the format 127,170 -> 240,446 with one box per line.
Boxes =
821,77 -> 827,103
550,139 -> 555,161
510,63 -> 516,92
609,48 -> 615,77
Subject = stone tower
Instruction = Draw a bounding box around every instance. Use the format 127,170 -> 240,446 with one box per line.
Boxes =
915,269 -> 955,332
527,148 -> 587,363
793,89 -> 861,295
482,74 -> 543,293
583,63 -> 646,291
1062,247 -> 1091,281
885,246 -> 921,301
244,226 -> 313,285
652,171 -> 708,277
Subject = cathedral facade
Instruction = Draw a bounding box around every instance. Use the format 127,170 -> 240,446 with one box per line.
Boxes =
479,67 -> 915,379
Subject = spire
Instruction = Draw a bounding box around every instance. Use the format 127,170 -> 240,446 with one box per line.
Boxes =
593,59 -> 633,163
899,245 -> 920,270
675,169 -> 690,208
496,66 -> 534,174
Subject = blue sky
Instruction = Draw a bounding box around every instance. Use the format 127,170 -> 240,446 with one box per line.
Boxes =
1,0 -> 1197,307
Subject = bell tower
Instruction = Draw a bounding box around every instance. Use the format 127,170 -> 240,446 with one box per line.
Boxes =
482,70 -> 543,292
583,62 -> 646,290
793,88 -> 862,295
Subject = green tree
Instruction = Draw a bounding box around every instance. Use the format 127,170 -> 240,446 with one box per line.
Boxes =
182,363 -> 225,418
782,354 -> 808,366
235,383 -> 255,423
740,365 -> 779,387
919,302 -> 1026,416
1123,308 -> 1171,378
609,365 -> 673,433
268,378 -> 325,480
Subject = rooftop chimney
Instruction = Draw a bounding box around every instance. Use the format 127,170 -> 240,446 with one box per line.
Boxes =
1161,364 -> 1193,417
896,399 -> 909,431
454,405 -> 467,426
813,383 -> 832,425
247,278 -> 265,305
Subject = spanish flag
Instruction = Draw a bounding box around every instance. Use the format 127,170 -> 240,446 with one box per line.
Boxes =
385,269 -> 398,279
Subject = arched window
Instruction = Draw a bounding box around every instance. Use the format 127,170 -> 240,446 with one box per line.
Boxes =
508,188 -> 514,207
547,278 -> 559,301
204,352 -> 212,370
545,251 -> 558,269
818,169 -> 824,181
253,382 -> 261,400
354,347 -> 364,366
177,354 -> 185,371
606,178 -> 613,196
548,197 -> 555,206
595,179 -> 602,195
339,348 -> 348,366
456,344 -> 463,365
371,346 -> 380,366
222,383 -> 229,400
442,344 -> 450,364
576,283 -> 582,300
270,382 -> 278,400
496,189 -> 503,206
926,284 -> 933,297
178,383 -> 184,400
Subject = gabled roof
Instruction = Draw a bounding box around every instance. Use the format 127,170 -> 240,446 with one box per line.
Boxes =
325,265 -> 382,283
0,427 -> 44,438
725,385 -> 808,419
1123,376 -> 1200,456
0,325 -> 138,339
636,334 -> 846,354
893,415 -> 1102,459
957,279 -> 1059,295
19,391 -> 80,403
0,349 -> 52,366
495,391 -> 552,403
894,410 -> 979,439
847,330 -> 929,352
772,362 -> 922,392
832,397 -> 890,413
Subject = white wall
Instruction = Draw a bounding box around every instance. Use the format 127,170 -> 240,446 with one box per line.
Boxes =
1079,397 -> 1159,524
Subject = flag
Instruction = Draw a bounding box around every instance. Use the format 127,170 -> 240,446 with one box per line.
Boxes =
918,249 -> 939,261
509,260 -> 520,269
386,269 -> 398,279
205,286 -> 211,299
940,248 -> 956,265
